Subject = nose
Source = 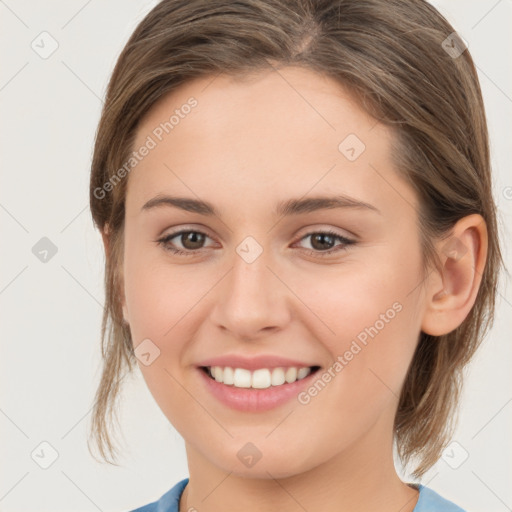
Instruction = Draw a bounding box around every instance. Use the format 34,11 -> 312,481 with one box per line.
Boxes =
210,246 -> 291,341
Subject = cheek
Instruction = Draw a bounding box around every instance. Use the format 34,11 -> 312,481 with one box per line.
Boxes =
123,243 -> 201,341
293,253 -> 417,340
293,247 -> 423,398
122,253 -> 214,396
122,257 -> 203,421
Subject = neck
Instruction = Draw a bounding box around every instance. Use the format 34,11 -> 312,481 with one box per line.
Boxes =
179,410 -> 419,512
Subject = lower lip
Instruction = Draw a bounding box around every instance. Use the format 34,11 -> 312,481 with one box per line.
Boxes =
197,367 -> 319,412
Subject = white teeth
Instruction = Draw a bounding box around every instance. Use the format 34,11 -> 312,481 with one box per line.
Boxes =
233,368 -> 252,388
252,369 -> 272,389
207,366 -> 313,388
271,367 -> 286,386
297,367 -> 311,380
285,367 -> 297,383
222,366 -> 234,385
213,366 -> 223,382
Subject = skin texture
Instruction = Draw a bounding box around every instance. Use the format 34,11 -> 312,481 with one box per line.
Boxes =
103,66 -> 487,512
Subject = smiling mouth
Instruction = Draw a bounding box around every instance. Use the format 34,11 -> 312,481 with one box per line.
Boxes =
200,365 -> 321,389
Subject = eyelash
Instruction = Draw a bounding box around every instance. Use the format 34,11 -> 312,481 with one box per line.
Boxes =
155,228 -> 356,258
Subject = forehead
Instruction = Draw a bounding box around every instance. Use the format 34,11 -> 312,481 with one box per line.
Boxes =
134,66 -> 381,149
126,66 -> 410,218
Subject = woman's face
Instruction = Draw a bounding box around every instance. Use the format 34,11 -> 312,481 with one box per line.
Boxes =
120,66 -> 431,478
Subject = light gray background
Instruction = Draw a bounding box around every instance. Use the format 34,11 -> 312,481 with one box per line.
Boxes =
1,1 -> 510,511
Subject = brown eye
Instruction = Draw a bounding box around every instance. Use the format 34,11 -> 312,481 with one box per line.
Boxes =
156,229 -> 213,256
296,230 -> 356,257
156,228 -> 356,258
309,233 -> 337,251
178,231 -> 206,250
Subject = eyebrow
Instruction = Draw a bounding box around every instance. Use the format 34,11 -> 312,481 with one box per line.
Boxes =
141,194 -> 381,217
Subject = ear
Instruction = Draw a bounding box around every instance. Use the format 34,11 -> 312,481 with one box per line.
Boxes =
421,214 -> 488,336
101,224 -> 130,325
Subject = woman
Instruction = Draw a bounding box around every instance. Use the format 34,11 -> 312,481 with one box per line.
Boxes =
88,1 -> 504,510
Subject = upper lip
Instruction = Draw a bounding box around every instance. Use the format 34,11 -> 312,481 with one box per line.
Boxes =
197,354 -> 321,371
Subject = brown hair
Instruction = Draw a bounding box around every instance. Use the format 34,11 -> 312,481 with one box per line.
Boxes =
88,0 -> 504,478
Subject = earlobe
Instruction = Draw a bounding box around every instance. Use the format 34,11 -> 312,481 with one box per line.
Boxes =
421,214 -> 488,336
